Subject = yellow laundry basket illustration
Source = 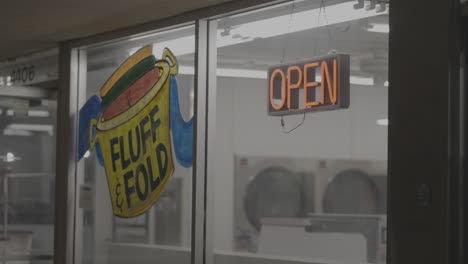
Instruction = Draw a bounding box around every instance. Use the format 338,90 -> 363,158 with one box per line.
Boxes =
89,47 -> 177,217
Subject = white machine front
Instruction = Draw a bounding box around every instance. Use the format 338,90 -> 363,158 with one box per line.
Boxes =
234,156 -> 387,264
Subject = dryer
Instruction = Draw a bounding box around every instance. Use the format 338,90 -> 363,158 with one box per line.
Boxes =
233,155 -> 387,262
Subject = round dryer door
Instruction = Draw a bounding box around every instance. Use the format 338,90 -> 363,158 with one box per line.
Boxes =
244,167 -> 302,231
323,169 -> 379,214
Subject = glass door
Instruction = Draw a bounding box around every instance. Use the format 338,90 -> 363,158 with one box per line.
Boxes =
206,1 -> 389,263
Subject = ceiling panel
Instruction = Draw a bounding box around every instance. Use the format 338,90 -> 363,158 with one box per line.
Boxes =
1,0 -> 232,60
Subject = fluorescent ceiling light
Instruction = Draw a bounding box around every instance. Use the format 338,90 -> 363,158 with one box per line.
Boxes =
6,109 -> 50,117
316,75 -> 374,86
376,118 -> 388,126
178,66 -> 195,75
153,35 -> 196,57
3,129 -> 33,136
178,65 -> 195,75
350,76 -> 374,86
28,110 -> 50,117
366,23 -> 389,33
179,65 -> 267,79
128,35 -> 196,57
217,68 -> 267,79
7,123 -> 54,132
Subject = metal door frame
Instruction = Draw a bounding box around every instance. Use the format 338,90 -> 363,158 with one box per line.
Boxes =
388,0 -> 463,264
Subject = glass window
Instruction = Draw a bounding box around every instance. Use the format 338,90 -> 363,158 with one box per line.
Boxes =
74,25 -> 195,264
0,96 -> 56,263
210,1 -> 389,263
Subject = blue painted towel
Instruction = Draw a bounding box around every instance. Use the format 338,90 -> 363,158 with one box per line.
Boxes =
77,95 -> 104,165
169,76 -> 194,168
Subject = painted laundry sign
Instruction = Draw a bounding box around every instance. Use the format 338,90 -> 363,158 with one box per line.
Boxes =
77,46 -> 193,218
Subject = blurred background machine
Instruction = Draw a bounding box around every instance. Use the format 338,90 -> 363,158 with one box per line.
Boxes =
112,178 -> 183,245
234,155 -> 387,264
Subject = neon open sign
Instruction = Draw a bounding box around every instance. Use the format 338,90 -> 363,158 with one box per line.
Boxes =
268,54 -> 350,116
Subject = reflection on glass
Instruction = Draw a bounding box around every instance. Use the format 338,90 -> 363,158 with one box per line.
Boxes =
0,97 -> 56,262
212,1 -> 388,264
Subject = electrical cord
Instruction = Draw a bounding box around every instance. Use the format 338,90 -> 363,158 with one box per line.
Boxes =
280,0 -> 296,64
278,0 -> 306,134
279,0 -> 338,133
281,112 -> 306,133
318,0 -> 334,46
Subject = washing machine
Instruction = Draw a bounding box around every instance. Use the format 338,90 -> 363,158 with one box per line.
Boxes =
233,155 -> 387,263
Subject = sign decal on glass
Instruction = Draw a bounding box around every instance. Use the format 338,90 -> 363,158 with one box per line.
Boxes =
0,50 -> 58,86
77,46 -> 193,218
268,53 -> 350,116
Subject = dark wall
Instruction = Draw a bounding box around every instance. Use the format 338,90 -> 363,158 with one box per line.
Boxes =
388,0 -> 461,263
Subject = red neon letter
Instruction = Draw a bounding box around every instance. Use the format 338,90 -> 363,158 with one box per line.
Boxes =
321,59 -> 338,104
287,66 -> 303,109
303,62 -> 320,106
269,69 -> 287,110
